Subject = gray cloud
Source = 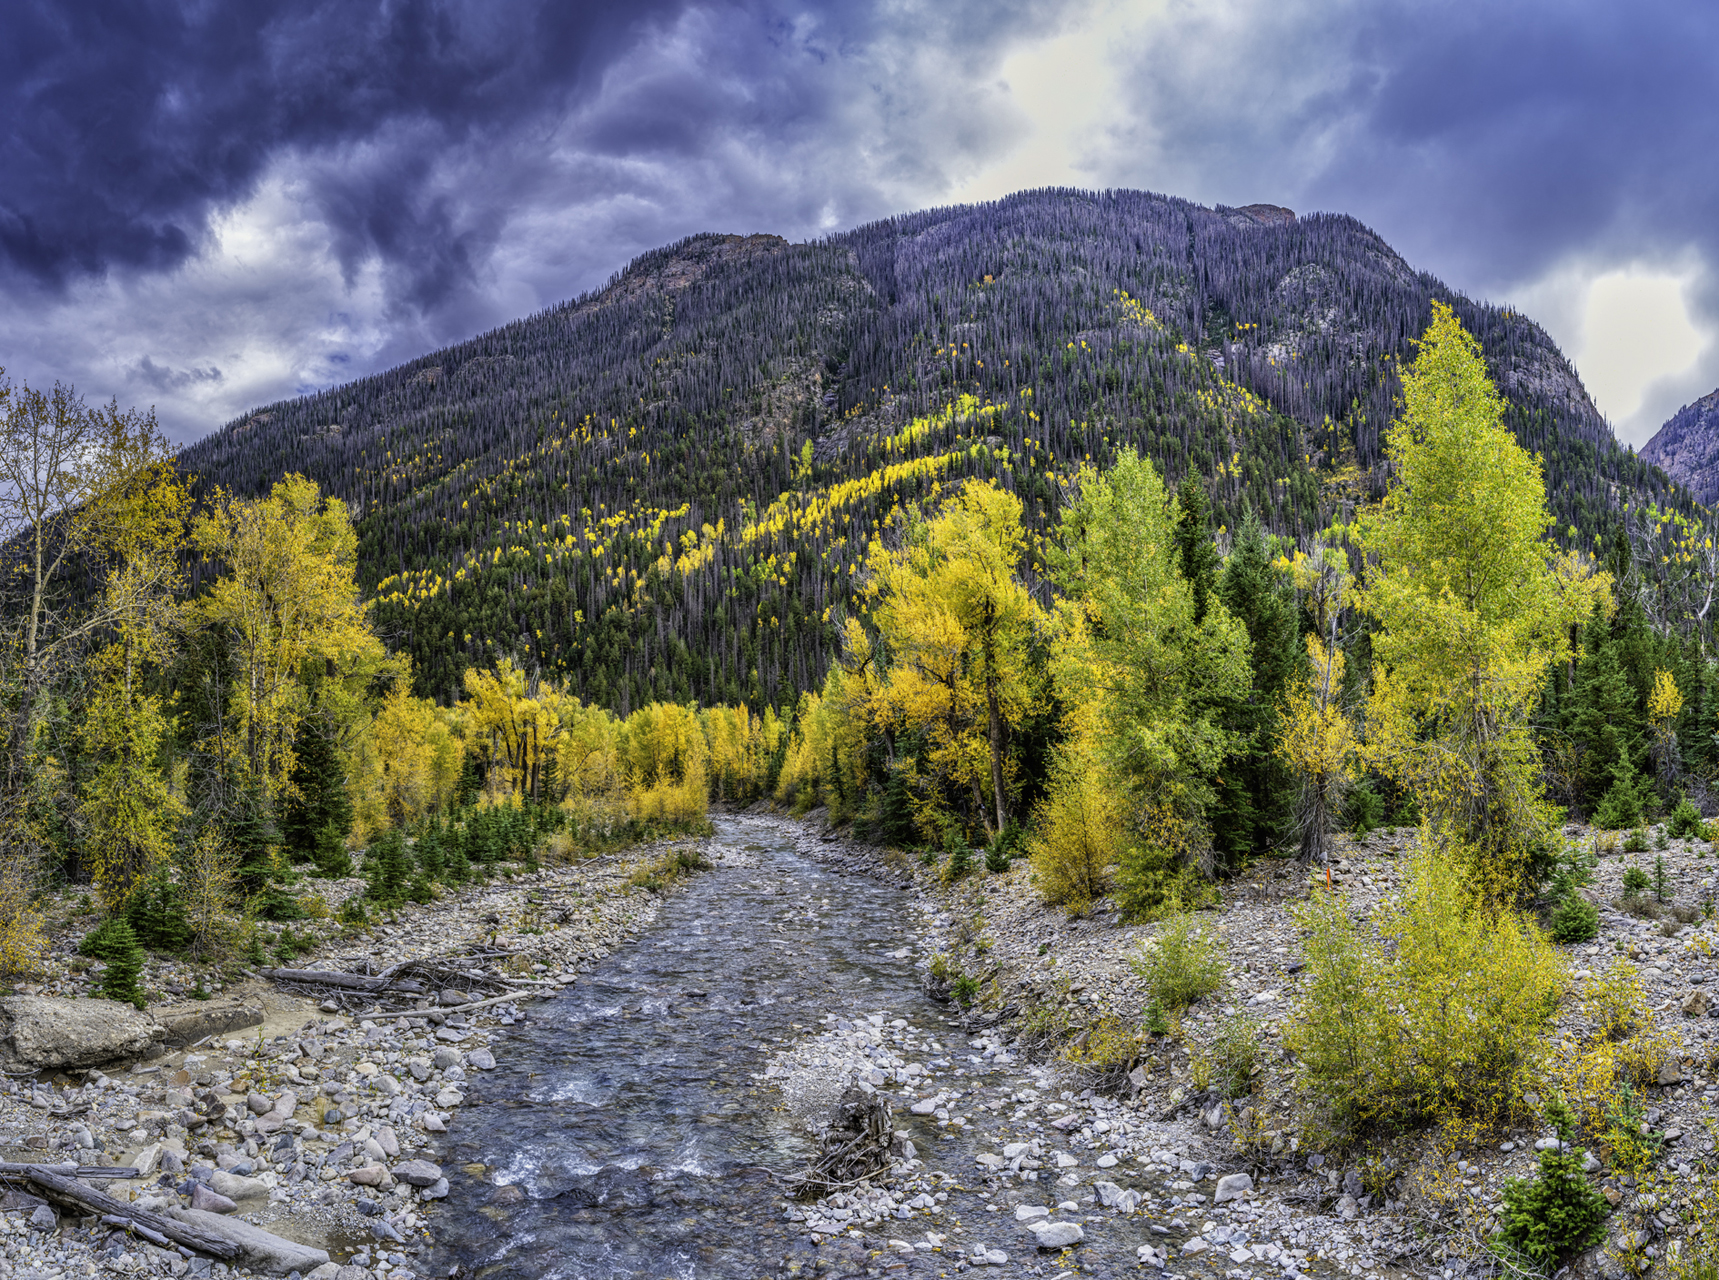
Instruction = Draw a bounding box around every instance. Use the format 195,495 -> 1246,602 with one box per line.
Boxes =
1,0 -> 1715,447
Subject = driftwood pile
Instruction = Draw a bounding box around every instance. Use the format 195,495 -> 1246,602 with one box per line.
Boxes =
258,950 -> 522,1014
790,1088 -> 896,1200
0,1163 -> 240,1260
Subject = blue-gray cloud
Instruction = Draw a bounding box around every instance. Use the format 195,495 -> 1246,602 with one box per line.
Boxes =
2,0 -> 1716,445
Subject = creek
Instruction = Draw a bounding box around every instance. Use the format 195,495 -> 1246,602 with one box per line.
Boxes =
427,816 -> 1166,1280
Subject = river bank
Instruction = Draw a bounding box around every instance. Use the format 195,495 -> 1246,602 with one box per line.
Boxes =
5,813 -> 1717,1280
0,835 -> 716,1280
772,810 -> 1719,1280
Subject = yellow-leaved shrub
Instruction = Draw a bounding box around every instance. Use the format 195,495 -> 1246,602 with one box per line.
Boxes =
1027,740 -> 1124,912
0,857 -> 47,978
1554,962 -> 1679,1146
1287,854 -> 1567,1142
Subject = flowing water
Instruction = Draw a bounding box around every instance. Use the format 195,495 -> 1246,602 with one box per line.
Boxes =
427,817 -> 960,1279
427,816 -> 1178,1280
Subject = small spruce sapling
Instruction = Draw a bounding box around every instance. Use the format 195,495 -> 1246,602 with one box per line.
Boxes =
79,918 -> 146,1008
1493,1094 -> 1609,1264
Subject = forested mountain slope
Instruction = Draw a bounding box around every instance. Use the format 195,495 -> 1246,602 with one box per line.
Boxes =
177,188 -> 1683,710
1643,388 -> 1719,503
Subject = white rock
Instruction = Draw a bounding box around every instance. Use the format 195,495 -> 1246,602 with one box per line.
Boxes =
1213,1172 -> 1253,1203
1026,1219 -> 1084,1248
1013,1205 -> 1049,1221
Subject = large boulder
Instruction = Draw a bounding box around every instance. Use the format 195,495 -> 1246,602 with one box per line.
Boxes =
0,996 -> 164,1070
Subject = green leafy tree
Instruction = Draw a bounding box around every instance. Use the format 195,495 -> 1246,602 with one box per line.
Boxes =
1044,450 -> 1250,915
1359,303 -> 1610,900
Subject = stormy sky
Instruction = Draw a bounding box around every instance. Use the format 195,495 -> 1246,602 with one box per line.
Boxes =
2,0 -> 1715,448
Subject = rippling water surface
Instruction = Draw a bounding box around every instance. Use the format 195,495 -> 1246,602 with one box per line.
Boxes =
429,816 -> 951,1279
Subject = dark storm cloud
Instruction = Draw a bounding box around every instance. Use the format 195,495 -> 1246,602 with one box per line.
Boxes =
0,0 -> 687,291
1104,0 -> 1719,430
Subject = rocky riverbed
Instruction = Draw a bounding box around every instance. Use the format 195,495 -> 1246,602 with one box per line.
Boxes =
0,838 -> 708,1280
4,816 -> 1717,1280
771,813 -> 1719,1279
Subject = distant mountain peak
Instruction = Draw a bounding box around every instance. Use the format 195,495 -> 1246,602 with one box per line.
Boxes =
1225,203 -> 1296,227
1642,388 -> 1719,502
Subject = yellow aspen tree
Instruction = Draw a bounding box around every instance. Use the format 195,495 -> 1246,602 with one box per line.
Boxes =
857,480 -> 1044,838
78,421 -> 193,910
1276,543 -> 1358,863
1647,667 -> 1683,788
192,475 -> 385,799
1359,303 -> 1610,899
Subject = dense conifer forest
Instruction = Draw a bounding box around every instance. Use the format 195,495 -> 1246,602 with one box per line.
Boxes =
176,189 -> 1687,712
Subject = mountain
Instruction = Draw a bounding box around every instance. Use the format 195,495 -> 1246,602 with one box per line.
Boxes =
176,187 -> 1687,712
1641,388 -> 1719,503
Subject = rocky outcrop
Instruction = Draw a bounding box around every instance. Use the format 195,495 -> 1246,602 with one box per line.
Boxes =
1642,388 -> 1719,501
0,996 -> 163,1070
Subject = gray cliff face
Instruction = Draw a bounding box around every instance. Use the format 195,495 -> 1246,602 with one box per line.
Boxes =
1643,388 -> 1719,502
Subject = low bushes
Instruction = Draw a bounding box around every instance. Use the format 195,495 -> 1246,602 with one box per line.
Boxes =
1130,912 -> 1224,1013
1287,855 -> 1566,1141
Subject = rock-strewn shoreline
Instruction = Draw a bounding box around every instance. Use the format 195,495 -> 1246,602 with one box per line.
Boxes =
0,836 -> 707,1280
771,812 -> 1719,1278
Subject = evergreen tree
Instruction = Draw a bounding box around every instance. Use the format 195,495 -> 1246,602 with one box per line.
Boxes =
1567,630 -> 1647,814
1212,505 -> 1303,860
1174,474 -> 1222,627
281,710 -> 353,863
80,917 -> 146,1008
124,867 -> 193,953
365,828 -> 412,906
312,823 -> 353,878
227,788 -> 299,920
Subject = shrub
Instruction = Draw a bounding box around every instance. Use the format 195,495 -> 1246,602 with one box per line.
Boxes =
1196,1011 -> 1260,1099
1493,1145 -> 1609,1264
0,856 -> 47,979
1655,854 -> 1670,902
1556,964 -> 1679,1142
1550,893 -> 1598,943
1345,782 -> 1384,838
1622,864 -> 1651,894
1668,797 -> 1706,840
951,973 -> 980,1006
80,917 -> 146,1008
1130,913 -> 1224,1012
1287,855 -> 1566,1139
1061,1016 -> 1148,1091
986,820 -> 1025,873
1601,1083 -> 1662,1174
1623,827 -> 1648,854
1028,745 -> 1123,912
337,894 -> 369,926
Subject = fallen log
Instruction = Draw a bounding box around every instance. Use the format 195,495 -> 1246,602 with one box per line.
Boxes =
0,1162 -> 140,1180
1,1166 -> 240,1260
257,968 -> 425,994
356,988 -> 542,1023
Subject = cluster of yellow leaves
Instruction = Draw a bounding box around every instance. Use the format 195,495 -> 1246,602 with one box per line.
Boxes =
1288,854 -> 1567,1141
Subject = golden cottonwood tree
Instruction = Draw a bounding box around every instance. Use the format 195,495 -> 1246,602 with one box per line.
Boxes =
79,436 -> 194,908
855,480 -> 1044,837
1359,303 -> 1610,897
191,475 -> 385,799
1276,544 -> 1358,863
357,686 -> 465,829
463,658 -> 572,800
1039,450 -> 1250,916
